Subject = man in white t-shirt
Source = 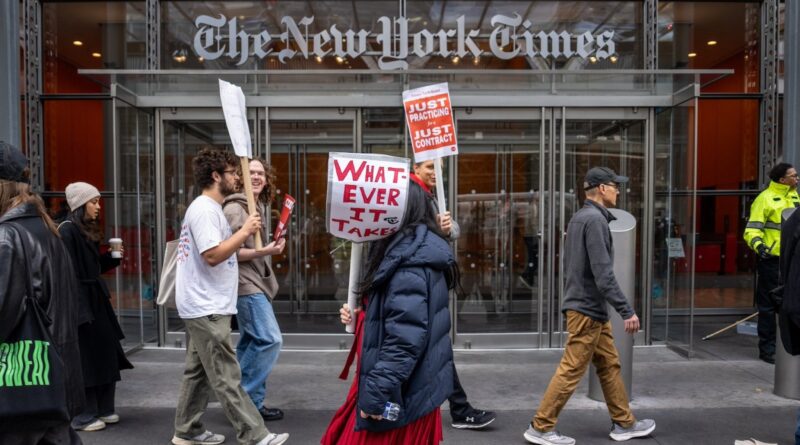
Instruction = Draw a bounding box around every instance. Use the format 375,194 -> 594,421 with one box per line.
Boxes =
171,148 -> 289,445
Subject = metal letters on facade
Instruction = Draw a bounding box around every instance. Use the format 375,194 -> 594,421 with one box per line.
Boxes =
193,14 -> 617,69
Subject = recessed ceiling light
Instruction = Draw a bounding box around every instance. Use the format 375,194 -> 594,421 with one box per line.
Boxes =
610,55 -> 618,63
91,52 -> 101,58
688,52 -> 697,58
707,40 -> 717,46
315,55 -> 322,63
72,40 -> 83,46
452,56 -> 460,64
589,56 -> 598,63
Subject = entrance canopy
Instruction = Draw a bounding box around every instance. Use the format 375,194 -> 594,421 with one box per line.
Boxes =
79,69 -> 731,108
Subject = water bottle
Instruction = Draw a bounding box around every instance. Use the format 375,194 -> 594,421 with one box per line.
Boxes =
382,401 -> 400,421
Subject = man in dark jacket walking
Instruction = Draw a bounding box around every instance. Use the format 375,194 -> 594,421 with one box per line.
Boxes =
523,167 -> 655,445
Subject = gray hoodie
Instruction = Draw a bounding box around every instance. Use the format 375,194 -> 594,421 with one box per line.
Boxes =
561,200 -> 634,322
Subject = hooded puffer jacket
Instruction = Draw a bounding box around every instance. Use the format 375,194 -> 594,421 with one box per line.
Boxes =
356,224 -> 455,432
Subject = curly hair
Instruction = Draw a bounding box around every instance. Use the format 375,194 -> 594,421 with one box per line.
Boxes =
769,162 -> 794,183
193,147 -> 238,191
249,158 -> 277,206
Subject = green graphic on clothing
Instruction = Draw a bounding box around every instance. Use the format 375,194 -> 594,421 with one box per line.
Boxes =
0,340 -> 51,387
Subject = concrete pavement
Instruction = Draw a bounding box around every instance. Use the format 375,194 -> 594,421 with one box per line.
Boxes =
76,339 -> 800,445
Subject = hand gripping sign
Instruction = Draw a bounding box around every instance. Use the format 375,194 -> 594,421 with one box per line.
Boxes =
402,82 -> 458,213
327,153 -> 410,332
219,79 -> 263,249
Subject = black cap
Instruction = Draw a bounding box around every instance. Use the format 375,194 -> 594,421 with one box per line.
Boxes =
584,166 -> 628,189
0,141 -> 30,183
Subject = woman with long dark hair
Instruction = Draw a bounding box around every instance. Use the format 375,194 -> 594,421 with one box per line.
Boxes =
321,180 -> 458,445
59,182 -> 133,432
0,142 -> 84,444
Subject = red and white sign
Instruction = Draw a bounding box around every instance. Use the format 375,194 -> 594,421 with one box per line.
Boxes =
403,82 -> 458,162
326,153 -> 410,243
273,194 -> 295,241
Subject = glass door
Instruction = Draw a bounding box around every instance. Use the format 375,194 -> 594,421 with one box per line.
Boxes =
453,108 -> 647,349
267,109 -> 356,335
452,109 -> 545,348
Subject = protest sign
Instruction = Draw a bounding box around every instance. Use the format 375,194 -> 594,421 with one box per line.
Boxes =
402,82 -> 458,162
273,194 -> 296,241
326,153 -> 410,243
219,79 -> 262,248
402,82 -> 458,214
327,152 -> 410,334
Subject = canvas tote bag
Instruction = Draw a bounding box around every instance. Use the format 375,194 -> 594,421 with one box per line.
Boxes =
156,240 -> 179,306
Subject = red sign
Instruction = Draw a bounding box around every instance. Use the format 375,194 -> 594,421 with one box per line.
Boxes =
403,83 -> 458,162
273,194 -> 295,241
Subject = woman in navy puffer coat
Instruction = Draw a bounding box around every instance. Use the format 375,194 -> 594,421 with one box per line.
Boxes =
322,180 -> 457,445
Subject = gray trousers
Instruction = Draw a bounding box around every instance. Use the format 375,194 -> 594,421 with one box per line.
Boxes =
174,314 -> 269,445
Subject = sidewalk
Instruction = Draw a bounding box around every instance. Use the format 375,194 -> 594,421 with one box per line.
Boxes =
77,335 -> 799,445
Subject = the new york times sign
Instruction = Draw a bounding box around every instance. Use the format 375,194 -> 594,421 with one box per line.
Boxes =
193,13 -> 617,70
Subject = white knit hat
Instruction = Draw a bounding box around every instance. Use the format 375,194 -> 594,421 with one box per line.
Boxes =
65,182 -> 100,211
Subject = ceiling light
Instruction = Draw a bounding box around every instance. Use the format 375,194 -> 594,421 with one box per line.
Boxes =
473,57 -> 480,65
452,56 -> 460,64
707,40 -> 717,46
315,55 -> 323,63
91,52 -> 101,58
72,40 -> 83,46
589,56 -> 598,64
688,52 -> 697,58
609,55 -> 618,63
335,56 -> 344,64
197,56 -> 204,62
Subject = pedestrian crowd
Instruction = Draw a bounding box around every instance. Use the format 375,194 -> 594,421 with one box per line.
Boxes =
26,140 -> 800,444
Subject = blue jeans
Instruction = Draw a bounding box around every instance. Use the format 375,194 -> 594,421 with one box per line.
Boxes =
236,293 -> 283,409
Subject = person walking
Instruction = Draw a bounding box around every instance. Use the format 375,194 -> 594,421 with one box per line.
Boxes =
223,158 -> 286,422
0,141 -> 85,444
59,181 -> 133,433
410,160 -> 496,430
321,180 -> 456,444
744,162 -> 800,364
524,167 -> 655,445
171,148 -> 288,445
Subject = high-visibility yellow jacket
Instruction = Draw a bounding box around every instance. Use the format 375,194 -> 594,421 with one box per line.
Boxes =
744,181 -> 800,256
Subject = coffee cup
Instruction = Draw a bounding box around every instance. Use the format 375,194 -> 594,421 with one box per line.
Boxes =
109,238 -> 123,259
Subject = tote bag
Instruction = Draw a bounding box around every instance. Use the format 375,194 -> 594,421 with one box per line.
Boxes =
156,240 -> 179,306
0,224 -> 69,430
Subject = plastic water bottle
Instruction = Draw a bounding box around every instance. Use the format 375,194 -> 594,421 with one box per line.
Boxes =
382,402 -> 400,421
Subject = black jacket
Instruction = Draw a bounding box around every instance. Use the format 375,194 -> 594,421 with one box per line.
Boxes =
0,203 -> 85,418
356,224 -> 454,432
779,209 -> 800,354
59,218 -> 133,387
561,201 -> 634,322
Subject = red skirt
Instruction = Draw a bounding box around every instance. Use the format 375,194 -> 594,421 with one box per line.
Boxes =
320,310 -> 443,445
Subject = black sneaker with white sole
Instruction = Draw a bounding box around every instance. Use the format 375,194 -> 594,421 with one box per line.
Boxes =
451,409 -> 497,429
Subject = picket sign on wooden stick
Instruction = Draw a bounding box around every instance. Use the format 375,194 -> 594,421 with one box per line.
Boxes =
402,82 -> 458,215
326,152 -> 411,333
219,79 -> 262,249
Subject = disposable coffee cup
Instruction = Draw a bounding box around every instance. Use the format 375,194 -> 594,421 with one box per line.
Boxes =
109,238 -> 123,259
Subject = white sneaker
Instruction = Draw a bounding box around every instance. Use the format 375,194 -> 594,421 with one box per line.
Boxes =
99,413 -> 119,424
524,425 -> 576,445
76,418 -> 106,432
257,432 -> 290,445
609,419 -> 656,441
171,430 -> 225,445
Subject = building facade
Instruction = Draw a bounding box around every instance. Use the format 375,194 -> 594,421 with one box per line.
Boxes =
11,0 -> 790,353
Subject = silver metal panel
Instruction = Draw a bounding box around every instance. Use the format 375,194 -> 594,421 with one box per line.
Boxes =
589,209 -> 636,401
785,0 -> 800,167
24,0 -> 42,190
0,0 -> 20,147
146,0 -> 159,70
761,0 -> 780,182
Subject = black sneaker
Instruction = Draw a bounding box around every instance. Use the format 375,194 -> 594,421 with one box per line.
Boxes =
259,407 -> 284,421
451,409 -> 496,429
760,354 -> 775,364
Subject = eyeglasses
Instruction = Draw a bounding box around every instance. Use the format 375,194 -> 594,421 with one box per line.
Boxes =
785,173 -> 799,179
222,169 -> 239,176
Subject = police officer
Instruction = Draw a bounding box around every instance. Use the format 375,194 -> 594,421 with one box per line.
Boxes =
744,162 -> 800,364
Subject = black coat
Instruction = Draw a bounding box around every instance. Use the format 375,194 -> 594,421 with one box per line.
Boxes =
356,224 -> 455,433
0,203 -> 85,419
779,209 -> 800,354
58,219 -> 133,387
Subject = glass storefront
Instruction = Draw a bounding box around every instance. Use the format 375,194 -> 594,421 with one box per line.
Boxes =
22,0 -> 775,353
